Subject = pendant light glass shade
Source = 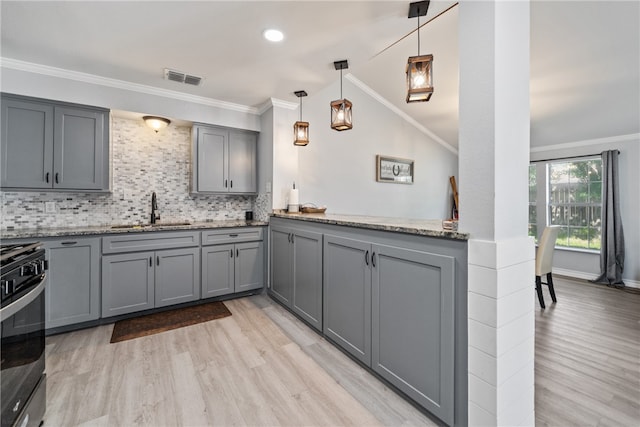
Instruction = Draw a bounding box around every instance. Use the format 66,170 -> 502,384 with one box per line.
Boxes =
330,99 -> 353,131
406,54 -> 433,102
293,121 -> 309,146
143,115 -> 171,132
293,90 -> 309,146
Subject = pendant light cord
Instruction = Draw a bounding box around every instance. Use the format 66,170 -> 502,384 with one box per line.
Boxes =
299,97 -> 302,121
371,2 -> 458,59
340,68 -> 343,98
417,14 -> 420,55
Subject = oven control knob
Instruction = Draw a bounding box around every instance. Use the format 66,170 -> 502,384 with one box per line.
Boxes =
1,279 -> 14,297
20,263 -> 36,276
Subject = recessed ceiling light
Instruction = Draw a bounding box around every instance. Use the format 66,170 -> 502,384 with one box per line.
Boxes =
263,29 -> 284,42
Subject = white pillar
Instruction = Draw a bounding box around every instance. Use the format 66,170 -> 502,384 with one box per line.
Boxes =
458,1 -> 536,426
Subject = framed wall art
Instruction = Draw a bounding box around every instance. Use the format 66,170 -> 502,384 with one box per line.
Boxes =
376,155 -> 414,184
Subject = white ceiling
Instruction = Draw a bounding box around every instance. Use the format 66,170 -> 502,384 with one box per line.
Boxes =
1,1 -> 638,150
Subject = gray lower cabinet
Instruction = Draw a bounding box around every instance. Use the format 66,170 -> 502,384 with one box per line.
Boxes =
323,231 -> 457,425
154,247 -> 200,308
323,235 -> 371,363
270,223 -> 323,331
201,228 -> 265,298
101,231 -> 200,317
102,251 -> 155,317
1,93 -> 109,191
43,237 -> 100,329
371,244 -> 455,426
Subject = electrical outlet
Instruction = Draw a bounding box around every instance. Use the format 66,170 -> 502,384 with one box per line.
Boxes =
45,202 -> 56,213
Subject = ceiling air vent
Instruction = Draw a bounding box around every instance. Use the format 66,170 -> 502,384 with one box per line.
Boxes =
164,68 -> 202,86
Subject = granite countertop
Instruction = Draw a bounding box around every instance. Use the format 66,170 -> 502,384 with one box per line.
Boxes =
270,212 -> 468,241
1,219 -> 269,240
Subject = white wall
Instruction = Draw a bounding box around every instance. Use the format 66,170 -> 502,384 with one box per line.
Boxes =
291,78 -> 458,219
0,62 -> 261,131
530,135 -> 640,284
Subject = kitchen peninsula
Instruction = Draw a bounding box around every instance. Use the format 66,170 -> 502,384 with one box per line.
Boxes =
268,212 -> 468,426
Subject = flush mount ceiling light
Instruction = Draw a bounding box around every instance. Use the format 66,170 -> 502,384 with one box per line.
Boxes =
330,60 -> 353,131
143,116 -> 170,132
293,91 -> 309,146
406,1 -> 434,103
263,29 -> 284,42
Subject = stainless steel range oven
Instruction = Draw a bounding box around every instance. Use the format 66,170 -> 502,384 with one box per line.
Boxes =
1,242 -> 47,427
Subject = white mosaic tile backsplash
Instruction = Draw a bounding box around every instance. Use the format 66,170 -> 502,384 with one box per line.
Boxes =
1,117 -> 266,230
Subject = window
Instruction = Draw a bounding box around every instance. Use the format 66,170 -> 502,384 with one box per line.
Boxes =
547,159 -> 602,250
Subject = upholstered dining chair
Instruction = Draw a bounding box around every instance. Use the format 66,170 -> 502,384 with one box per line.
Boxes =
535,226 -> 561,309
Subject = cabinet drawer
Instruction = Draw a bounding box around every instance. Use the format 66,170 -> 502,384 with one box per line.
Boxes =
102,231 -> 200,254
201,227 -> 263,245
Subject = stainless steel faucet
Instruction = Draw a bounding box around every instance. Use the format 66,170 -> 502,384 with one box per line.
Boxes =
151,192 -> 160,224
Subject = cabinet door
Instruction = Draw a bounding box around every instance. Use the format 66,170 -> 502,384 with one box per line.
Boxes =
1,97 -> 54,189
235,241 -> 264,293
155,247 -> 200,308
201,244 -> 234,298
270,226 -> 293,305
44,237 -> 100,329
228,130 -> 257,193
102,251 -> 155,317
195,126 -> 227,192
292,229 -> 323,331
371,244 -> 455,426
53,106 -> 107,190
323,235 -> 372,365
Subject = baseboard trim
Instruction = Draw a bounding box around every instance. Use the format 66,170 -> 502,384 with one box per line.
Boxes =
554,268 -> 640,289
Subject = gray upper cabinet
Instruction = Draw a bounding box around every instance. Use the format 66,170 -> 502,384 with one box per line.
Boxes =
1,94 -> 109,191
191,124 -> 257,194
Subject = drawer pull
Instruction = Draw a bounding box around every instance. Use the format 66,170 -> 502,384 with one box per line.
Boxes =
61,241 -> 77,246
229,234 -> 239,237
149,257 -> 152,267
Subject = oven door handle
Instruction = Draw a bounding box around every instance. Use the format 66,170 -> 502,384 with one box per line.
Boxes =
0,277 -> 45,322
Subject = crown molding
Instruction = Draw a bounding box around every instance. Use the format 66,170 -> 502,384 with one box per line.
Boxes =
530,133 -> 640,153
0,57 -> 260,115
345,73 -> 458,155
256,97 -> 299,114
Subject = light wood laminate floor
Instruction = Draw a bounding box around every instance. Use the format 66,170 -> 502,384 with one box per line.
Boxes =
535,277 -> 640,427
44,277 -> 640,426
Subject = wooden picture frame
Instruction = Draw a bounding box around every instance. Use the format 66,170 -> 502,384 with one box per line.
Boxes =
376,155 -> 414,184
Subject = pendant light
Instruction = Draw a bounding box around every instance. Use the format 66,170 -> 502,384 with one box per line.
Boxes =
293,91 -> 309,146
330,60 -> 353,131
406,1 -> 434,103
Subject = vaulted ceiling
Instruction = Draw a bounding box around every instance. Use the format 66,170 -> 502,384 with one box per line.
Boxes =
1,1 -> 638,151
